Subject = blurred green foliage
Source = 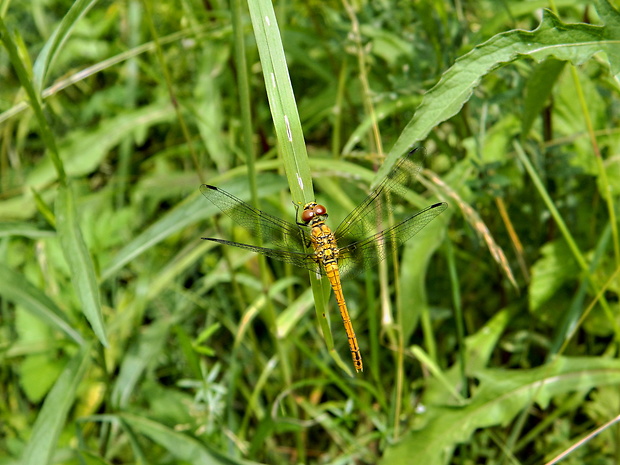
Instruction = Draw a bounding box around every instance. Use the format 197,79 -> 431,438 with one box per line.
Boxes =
2,0 -> 620,464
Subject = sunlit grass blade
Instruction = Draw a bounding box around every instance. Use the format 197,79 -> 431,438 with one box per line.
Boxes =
247,0 -> 347,372
246,0 -> 312,203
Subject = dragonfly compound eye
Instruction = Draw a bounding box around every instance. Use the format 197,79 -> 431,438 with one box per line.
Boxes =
314,205 -> 327,216
301,209 -> 315,223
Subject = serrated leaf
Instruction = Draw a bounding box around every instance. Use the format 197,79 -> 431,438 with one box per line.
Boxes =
384,0 -> 620,174
381,356 -> 620,465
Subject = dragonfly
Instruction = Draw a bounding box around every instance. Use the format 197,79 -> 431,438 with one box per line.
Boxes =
200,148 -> 447,373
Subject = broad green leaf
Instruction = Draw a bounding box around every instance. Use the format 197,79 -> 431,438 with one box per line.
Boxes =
464,309 -> 512,373
418,309 -> 512,407
522,58 -> 566,136
55,182 -> 107,345
19,354 -> 64,403
21,344 -> 92,465
381,356 -> 620,465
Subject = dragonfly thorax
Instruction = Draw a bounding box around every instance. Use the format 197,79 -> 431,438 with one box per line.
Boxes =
301,202 -> 327,224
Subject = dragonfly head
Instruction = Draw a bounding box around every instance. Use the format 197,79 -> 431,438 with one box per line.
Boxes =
301,202 -> 327,224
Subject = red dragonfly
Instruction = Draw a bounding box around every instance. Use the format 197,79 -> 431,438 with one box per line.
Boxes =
201,149 -> 447,372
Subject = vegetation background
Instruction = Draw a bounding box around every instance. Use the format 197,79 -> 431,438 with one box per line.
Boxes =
2,0 -> 620,464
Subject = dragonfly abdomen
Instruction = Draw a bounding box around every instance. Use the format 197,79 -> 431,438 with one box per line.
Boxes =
323,262 -> 363,373
309,220 -> 363,373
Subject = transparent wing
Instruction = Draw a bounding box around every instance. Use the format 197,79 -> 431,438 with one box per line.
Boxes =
334,148 -> 425,243
200,184 -> 309,252
337,201 -> 448,277
202,238 -> 323,275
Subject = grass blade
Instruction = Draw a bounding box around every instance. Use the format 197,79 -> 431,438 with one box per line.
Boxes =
55,183 -> 107,345
21,344 -> 92,465
31,0 -> 98,92
0,263 -> 84,345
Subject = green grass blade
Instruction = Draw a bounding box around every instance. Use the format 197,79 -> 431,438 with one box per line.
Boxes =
0,16 -> 65,181
246,0 -> 312,203
0,222 -> 54,238
55,183 -> 107,345
0,263 -> 84,345
247,0 -> 349,371
21,344 -> 92,465
31,0 -> 98,92
119,413 -> 261,465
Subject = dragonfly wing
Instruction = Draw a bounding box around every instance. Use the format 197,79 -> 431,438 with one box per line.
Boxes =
337,201 -> 447,277
203,237 -> 323,275
200,184 -> 308,252
334,148 -> 424,243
